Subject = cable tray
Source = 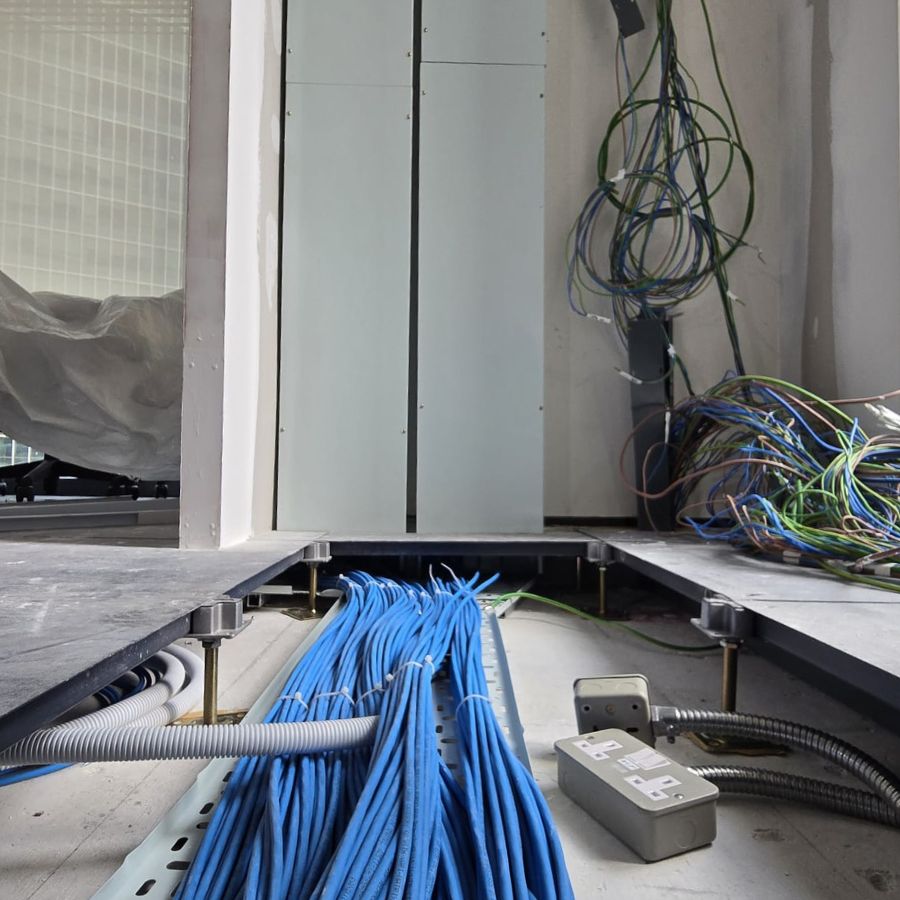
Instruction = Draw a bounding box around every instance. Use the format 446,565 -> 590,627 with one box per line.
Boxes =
93,605 -> 528,899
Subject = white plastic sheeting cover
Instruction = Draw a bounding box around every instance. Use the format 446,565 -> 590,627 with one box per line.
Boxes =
0,270 -> 183,479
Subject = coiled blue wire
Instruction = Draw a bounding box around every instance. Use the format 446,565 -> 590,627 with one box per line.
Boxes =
177,572 -> 574,899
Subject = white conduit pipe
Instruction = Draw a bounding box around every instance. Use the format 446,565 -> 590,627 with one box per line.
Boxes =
130,644 -> 204,727
0,717 -> 380,766
0,646 -> 200,774
52,649 -> 189,731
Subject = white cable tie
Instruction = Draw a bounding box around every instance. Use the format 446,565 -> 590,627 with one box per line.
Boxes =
664,409 -> 672,445
396,660 -> 425,672
455,694 -> 492,716
726,290 -> 739,303
384,659 -> 430,686
667,344 -> 677,360
611,168 -> 627,184
309,690 -> 354,707
586,313 -> 612,325
355,684 -> 385,706
617,369 -> 643,386
280,692 -> 309,710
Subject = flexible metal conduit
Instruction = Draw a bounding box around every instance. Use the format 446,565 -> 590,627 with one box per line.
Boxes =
691,766 -> 900,828
656,707 -> 900,824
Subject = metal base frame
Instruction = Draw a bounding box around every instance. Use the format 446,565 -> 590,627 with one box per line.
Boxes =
0,496 -> 179,532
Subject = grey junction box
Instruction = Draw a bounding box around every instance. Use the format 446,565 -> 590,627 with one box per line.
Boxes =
555,728 -> 718,862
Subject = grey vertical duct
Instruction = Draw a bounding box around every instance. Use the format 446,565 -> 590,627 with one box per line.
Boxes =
416,2 -> 547,533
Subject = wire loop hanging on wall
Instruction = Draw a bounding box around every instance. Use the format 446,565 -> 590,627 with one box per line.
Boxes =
567,0 -> 755,387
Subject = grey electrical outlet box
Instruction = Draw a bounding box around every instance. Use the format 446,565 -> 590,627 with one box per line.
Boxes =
574,674 -> 653,745
555,728 -> 718,862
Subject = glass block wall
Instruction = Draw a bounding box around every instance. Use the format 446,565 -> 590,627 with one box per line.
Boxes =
0,0 -> 191,298
0,1 -> 190,468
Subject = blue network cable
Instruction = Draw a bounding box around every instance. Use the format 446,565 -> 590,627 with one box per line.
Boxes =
0,764 -> 68,787
177,572 -> 574,899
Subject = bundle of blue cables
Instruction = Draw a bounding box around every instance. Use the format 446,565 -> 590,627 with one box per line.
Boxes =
176,572 -> 574,899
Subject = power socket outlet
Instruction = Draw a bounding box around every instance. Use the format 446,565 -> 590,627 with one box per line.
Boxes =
556,728 -> 718,862
574,674 -> 653,746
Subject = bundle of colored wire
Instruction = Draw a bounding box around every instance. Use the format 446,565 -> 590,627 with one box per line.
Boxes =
177,572 -> 574,899
567,0 -> 754,385
625,375 -> 900,591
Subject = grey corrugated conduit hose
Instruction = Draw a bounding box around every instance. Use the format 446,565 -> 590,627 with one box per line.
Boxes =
0,716 -> 380,765
0,645 -> 379,766
0,645 -> 201,774
655,707 -> 900,826
129,643 -> 204,727
51,646 -> 193,731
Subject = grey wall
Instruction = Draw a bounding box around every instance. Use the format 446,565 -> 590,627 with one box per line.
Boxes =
544,0 -> 900,519
826,0 -> 900,402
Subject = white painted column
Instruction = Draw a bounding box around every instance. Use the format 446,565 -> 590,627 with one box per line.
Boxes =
179,0 -> 282,548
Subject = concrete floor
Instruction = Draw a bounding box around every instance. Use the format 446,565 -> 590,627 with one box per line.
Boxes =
501,599 -> 900,899
1,597 -> 899,899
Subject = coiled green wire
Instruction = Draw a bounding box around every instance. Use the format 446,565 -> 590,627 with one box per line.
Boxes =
626,375 -> 900,593
567,0 -> 755,388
